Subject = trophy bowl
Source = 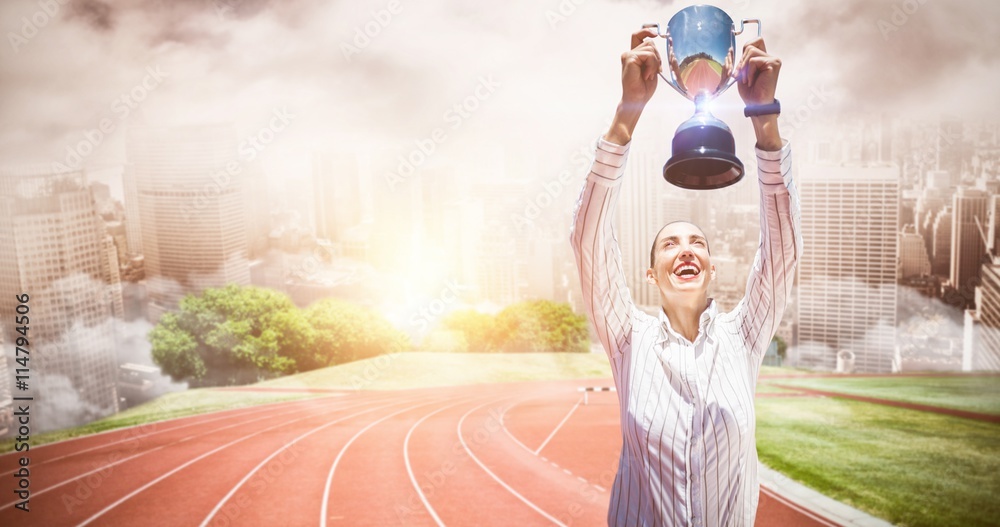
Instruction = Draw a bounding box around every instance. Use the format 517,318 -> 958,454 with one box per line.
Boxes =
645,5 -> 760,190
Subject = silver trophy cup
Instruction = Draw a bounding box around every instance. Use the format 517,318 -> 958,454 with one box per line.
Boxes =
644,5 -> 760,189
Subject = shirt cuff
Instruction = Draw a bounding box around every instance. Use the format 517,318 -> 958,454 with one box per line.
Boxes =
756,139 -> 791,186
589,136 -> 630,184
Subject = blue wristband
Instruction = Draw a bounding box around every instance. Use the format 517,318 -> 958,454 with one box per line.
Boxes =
744,99 -> 781,117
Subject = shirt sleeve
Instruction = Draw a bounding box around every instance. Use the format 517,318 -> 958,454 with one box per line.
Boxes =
569,136 -> 635,360
735,140 -> 802,357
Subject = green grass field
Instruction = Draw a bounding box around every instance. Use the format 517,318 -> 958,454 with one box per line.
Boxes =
257,351 -> 613,391
761,375 -> 1000,415
755,395 -> 1000,527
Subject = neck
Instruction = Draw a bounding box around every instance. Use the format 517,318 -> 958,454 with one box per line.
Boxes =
661,293 -> 709,343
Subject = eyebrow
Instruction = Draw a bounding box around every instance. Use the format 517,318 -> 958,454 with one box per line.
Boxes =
661,234 -> 706,245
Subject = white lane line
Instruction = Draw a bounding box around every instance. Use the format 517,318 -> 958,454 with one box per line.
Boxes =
320,399 -> 445,527
458,400 -> 567,527
402,396 -> 491,527
0,394 -> 344,465
534,397 -> 583,456
74,400 -> 355,527
0,399 -> 339,511
497,397 -> 537,456
199,398 -> 415,527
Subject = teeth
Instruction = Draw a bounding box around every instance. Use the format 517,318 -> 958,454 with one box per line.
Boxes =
674,264 -> 700,276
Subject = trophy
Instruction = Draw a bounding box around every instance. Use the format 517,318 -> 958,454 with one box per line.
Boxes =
644,5 -> 760,189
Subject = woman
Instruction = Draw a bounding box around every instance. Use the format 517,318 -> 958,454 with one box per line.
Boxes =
570,27 -> 802,526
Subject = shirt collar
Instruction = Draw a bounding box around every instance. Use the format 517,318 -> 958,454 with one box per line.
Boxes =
657,298 -> 719,345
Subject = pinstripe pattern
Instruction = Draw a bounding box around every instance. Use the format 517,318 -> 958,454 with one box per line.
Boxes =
570,137 -> 801,527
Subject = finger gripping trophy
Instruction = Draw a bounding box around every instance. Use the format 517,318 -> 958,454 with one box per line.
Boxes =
644,5 -> 760,189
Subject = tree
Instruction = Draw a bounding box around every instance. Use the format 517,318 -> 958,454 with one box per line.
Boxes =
773,335 -> 787,360
150,285 -> 313,386
495,300 -> 589,353
441,309 -> 498,352
305,298 -> 410,364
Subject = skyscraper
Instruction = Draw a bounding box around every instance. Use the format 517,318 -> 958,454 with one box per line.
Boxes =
127,126 -> 251,321
899,225 -> 931,278
932,207 -> 953,278
618,151 -> 663,308
950,187 -> 989,295
797,164 -> 899,373
0,168 -> 121,413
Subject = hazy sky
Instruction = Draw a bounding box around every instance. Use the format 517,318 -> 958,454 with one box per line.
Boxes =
2,0 -> 998,184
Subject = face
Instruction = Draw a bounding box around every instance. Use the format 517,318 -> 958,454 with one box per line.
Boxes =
646,221 -> 715,297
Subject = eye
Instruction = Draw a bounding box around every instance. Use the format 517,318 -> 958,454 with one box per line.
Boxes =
694,240 -> 705,246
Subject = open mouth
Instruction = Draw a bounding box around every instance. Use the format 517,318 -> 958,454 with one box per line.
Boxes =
673,263 -> 701,281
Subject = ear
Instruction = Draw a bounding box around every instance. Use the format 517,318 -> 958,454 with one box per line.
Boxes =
646,267 -> 657,285
710,265 -> 717,279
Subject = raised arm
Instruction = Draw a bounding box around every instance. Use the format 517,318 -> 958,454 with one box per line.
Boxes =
736,142 -> 802,356
570,28 -> 662,359
570,139 -> 634,359
733,37 -> 803,356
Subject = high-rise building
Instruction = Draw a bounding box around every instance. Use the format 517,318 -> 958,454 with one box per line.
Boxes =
965,257 -> 1000,371
0,168 -> 121,413
126,125 -> 251,321
950,187 -> 989,295
931,207 -> 953,278
313,151 -> 364,242
899,225 -> 931,278
618,151 -> 663,308
936,118 -> 963,182
796,164 -> 899,373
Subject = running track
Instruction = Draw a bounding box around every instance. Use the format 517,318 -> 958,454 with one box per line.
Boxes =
0,380 -> 837,526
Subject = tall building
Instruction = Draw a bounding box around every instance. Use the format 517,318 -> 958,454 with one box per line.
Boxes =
931,207 -> 953,278
618,151 -> 664,308
127,126 -> 251,321
0,168 -> 121,413
797,164 -> 899,373
950,187 -> 989,295
313,151 -> 364,242
936,118 -> 964,183
965,257 -> 1000,371
899,225 -> 931,278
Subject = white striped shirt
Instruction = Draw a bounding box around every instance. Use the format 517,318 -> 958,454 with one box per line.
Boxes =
569,137 -> 801,527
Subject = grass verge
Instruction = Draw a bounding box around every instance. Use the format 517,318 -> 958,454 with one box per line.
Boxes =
762,375 -> 1000,415
755,396 -> 1000,527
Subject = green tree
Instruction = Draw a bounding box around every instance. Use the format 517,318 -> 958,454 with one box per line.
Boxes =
773,335 -> 788,360
150,285 -> 313,386
441,309 -> 498,352
495,300 -> 589,353
305,298 -> 410,364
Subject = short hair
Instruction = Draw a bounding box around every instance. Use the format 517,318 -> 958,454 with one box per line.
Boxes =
650,220 -> 711,268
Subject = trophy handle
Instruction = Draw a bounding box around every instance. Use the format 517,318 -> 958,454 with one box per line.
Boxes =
721,18 -> 763,91
734,18 -> 762,37
641,23 -> 688,98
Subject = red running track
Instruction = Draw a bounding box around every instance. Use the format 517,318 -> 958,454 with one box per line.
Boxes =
0,380 -> 838,526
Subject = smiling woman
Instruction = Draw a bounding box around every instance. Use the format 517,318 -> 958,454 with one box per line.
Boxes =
569,26 -> 801,527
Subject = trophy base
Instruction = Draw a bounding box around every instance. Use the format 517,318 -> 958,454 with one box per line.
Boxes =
664,150 -> 744,190
663,108 -> 745,190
